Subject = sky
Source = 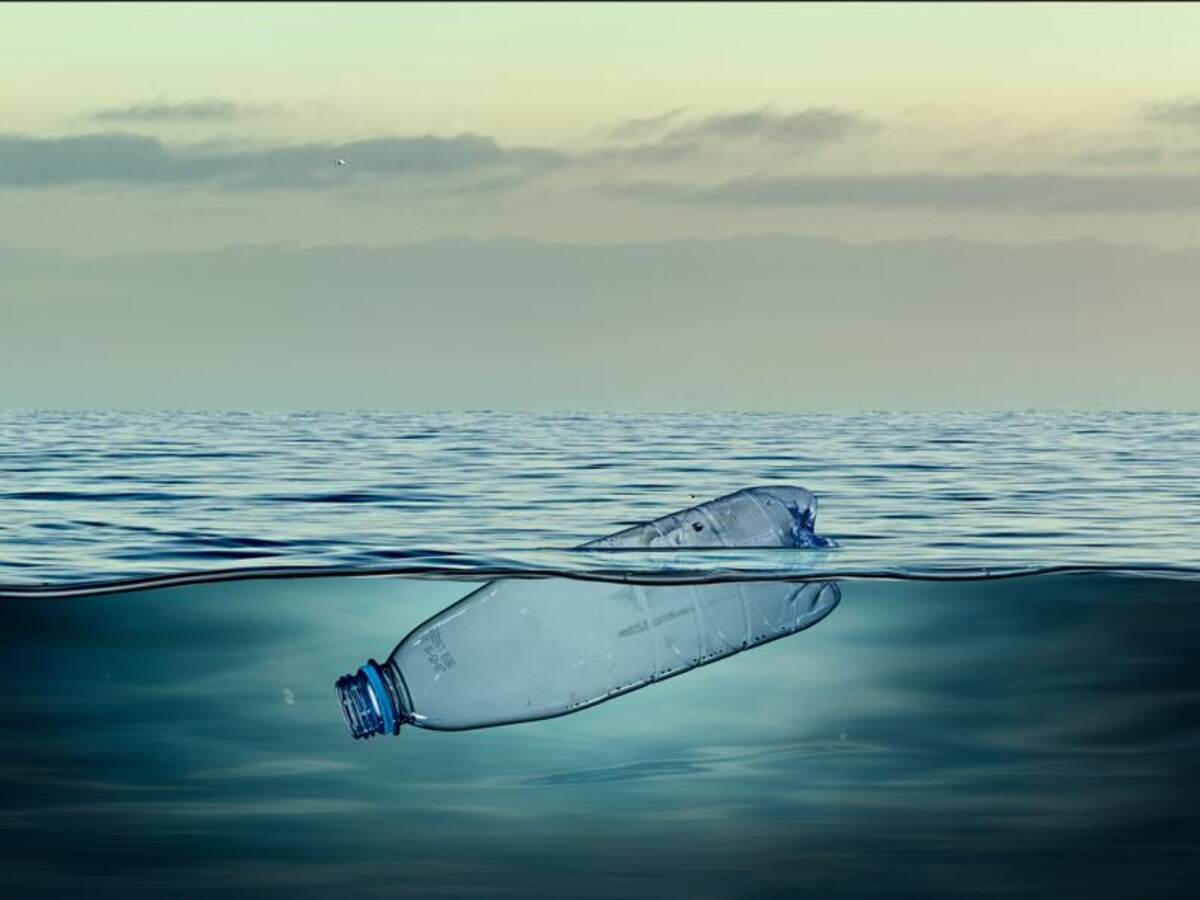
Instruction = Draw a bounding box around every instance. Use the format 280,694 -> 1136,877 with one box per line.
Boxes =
3,2 -> 1200,410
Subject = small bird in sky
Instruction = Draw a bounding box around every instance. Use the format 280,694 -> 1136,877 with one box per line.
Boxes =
335,157 -> 347,166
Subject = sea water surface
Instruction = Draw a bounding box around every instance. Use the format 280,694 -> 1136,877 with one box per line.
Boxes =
2,410 -> 1198,587
2,411 -> 1199,898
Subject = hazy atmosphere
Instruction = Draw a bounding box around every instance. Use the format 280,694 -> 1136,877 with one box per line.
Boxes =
4,2 -> 1199,409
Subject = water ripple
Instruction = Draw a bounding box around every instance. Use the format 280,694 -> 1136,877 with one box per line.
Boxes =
2,410 -> 1198,588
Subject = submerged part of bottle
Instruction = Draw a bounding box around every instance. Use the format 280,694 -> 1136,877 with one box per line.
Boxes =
337,579 -> 840,737
336,485 -> 840,738
581,486 -> 834,551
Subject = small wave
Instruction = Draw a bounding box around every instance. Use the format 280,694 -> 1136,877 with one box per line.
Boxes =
2,556 -> 1198,600
3,490 -> 203,502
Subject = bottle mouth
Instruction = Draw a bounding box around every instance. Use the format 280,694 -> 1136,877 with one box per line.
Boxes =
335,660 -> 398,739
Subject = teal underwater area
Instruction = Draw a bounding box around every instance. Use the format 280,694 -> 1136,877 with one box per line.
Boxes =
3,571 -> 1200,899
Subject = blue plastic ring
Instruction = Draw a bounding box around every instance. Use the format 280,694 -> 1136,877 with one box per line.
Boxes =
361,661 -> 396,735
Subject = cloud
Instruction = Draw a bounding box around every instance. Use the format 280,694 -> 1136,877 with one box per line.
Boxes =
0,133 -> 212,186
663,106 -> 873,147
3,106 -> 869,191
612,171 -> 1200,212
608,107 -> 687,140
1076,146 -> 1164,167
0,131 -> 567,190
93,98 -> 279,122
584,140 -> 702,166
590,106 -> 873,167
1144,97 -> 1200,128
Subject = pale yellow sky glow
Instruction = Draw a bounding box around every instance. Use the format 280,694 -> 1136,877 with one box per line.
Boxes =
7,3 -> 1200,139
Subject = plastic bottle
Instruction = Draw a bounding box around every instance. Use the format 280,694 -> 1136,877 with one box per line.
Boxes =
336,486 -> 839,737
582,485 -> 833,550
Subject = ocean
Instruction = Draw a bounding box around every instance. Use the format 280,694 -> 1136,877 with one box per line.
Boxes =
1,411 -> 1198,898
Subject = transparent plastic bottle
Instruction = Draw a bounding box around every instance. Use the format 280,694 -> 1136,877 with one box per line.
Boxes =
582,485 -> 833,551
336,487 -> 839,738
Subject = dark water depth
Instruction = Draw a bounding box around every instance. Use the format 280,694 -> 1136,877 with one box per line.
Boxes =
4,571 -> 1200,899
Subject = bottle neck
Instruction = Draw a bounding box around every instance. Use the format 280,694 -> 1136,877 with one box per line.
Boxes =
335,659 -> 406,739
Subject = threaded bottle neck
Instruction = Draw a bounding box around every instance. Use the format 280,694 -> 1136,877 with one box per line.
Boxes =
335,660 -> 400,739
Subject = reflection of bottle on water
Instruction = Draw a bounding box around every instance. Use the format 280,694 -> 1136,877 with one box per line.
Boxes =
336,487 -> 839,738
